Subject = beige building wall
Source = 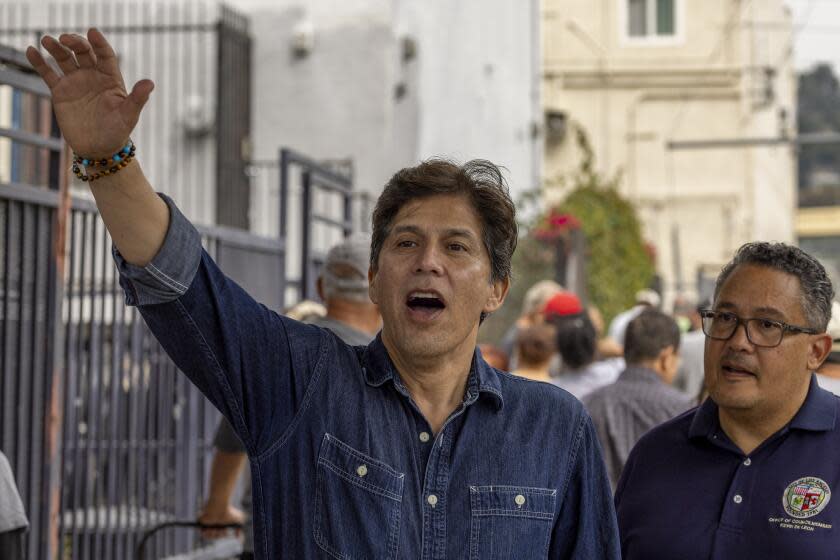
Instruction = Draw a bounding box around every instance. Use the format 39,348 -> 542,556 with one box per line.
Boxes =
542,0 -> 796,306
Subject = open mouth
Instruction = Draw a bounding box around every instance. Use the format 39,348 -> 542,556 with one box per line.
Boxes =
721,364 -> 756,377
405,291 -> 446,319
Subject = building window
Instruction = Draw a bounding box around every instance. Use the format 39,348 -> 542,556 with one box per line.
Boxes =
628,0 -> 676,38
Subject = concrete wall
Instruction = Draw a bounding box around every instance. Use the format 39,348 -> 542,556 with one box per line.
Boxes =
231,0 -> 539,202
227,0 -> 539,301
542,0 -> 796,305
399,0 -> 541,199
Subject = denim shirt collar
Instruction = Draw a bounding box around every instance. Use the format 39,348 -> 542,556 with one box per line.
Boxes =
689,373 -> 836,440
361,333 -> 504,411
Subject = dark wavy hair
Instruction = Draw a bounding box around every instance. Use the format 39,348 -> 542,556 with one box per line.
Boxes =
370,158 -> 517,283
715,242 -> 835,331
624,310 -> 681,364
553,313 -> 597,370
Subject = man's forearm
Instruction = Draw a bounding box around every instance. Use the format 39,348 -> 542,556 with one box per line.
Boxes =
89,161 -> 170,267
205,450 -> 247,508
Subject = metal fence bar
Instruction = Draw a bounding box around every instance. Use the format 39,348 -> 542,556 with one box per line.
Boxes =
29,204 -> 47,559
301,170 -> 312,300
0,67 -> 49,96
0,126 -> 64,150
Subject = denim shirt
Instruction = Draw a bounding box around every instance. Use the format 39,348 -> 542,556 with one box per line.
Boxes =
114,195 -> 620,559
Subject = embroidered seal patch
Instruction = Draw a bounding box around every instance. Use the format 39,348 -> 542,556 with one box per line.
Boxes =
783,477 -> 831,519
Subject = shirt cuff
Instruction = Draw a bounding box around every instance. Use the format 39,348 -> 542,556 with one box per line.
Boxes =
112,193 -> 202,306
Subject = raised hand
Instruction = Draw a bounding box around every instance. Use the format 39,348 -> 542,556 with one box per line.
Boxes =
25,28 -> 154,158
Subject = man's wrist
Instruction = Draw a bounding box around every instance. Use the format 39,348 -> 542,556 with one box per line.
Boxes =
202,498 -> 231,512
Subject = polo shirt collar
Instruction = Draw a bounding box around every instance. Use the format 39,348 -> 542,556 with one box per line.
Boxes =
688,373 -> 836,440
789,374 -> 836,431
361,334 -> 504,411
688,396 -> 719,440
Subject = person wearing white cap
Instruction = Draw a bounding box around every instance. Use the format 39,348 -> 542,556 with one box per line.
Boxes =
311,233 -> 382,345
0,450 -> 27,559
816,301 -> 840,396
606,288 -> 662,348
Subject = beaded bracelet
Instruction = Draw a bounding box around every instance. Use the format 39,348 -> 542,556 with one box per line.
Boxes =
72,142 -> 136,183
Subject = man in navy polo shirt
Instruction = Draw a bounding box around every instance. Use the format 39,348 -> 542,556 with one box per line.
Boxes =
615,242 -> 839,559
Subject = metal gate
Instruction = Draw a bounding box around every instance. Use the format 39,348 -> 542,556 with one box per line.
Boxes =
0,0 -> 254,231
0,39 -> 282,559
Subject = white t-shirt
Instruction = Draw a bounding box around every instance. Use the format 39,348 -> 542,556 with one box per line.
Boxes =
0,451 -> 28,532
816,373 -> 840,397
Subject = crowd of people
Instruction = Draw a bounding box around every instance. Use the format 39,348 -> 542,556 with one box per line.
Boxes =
13,27 -> 840,559
191,236 -> 840,558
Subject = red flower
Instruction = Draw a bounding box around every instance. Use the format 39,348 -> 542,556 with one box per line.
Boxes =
533,211 -> 581,241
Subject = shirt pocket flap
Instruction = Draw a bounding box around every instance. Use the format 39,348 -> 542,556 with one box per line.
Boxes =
317,433 -> 404,502
469,485 -> 556,520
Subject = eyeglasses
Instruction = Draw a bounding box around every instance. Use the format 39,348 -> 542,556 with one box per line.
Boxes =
700,309 -> 818,348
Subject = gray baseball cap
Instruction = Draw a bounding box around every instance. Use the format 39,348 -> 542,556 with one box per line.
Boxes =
321,233 -> 371,301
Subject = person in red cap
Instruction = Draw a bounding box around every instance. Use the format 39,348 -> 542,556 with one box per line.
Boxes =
542,290 -> 584,317
543,292 -> 625,400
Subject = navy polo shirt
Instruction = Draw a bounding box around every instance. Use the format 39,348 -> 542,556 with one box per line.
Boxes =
615,375 -> 840,559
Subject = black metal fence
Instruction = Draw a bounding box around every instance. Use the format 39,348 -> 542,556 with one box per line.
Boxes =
281,148 -> 352,301
0,0 -> 254,231
0,40 -> 285,560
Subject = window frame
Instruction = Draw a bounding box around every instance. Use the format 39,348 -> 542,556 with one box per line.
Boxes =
619,0 -> 684,47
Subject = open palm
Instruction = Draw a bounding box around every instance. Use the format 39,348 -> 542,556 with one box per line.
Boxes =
25,28 -> 154,158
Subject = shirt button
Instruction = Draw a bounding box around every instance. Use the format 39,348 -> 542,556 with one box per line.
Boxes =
427,494 -> 438,507
419,431 -> 430,443
743,458 -> 752,466
515,494 -> 526,507
733,494 -> 743,504
356,465 -> 368,477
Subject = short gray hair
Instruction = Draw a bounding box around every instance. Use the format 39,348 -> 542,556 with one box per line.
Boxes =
522,280 -> 564,316
714,242 -> 835,331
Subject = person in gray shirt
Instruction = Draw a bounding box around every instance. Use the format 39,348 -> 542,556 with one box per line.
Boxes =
196,234 -> 380,558
0,450 -> 28,560
673,299 -> 710,401
583,310 -> 693,489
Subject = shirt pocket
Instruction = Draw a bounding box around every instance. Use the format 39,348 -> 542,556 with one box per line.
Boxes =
314,433 -> 405,560
469,485 -> 556,560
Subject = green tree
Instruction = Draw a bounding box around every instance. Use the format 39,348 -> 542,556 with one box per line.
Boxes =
479,126 -> 654,345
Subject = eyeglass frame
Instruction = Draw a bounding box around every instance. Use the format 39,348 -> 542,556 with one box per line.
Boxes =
699,309 -> 819,348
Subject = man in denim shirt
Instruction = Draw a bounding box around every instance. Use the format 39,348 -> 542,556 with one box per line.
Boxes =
29,29 -> 620,559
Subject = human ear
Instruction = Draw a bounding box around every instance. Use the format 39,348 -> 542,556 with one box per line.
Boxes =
367,267 -> 379,305
483,276 -> 511,314
808,333 -> 833,371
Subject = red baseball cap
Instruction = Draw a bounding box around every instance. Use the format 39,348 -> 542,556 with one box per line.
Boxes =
542,291 -> 583,319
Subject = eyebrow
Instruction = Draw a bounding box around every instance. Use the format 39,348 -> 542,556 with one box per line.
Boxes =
715,301 -> 787,320
392,225 -> 479,241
